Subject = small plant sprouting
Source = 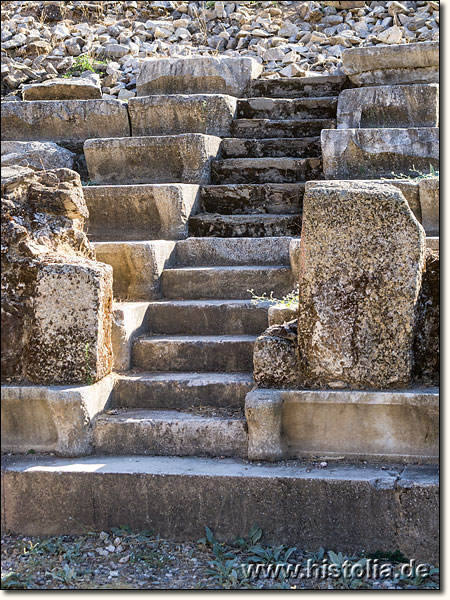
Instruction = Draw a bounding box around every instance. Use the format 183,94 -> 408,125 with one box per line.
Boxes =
63,54 -> 108,78
384,164 -> 439,181
249,285 -> 299,309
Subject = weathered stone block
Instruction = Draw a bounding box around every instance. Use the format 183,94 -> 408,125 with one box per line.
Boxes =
321,128 -> 439,179
128,94 -> 237,137
84,184 -> 200,241
268,304 -> 298,326
1,375 -> 115,456
1,99 -> 130,146
253,321 -> 300,388
1,166 -> 113,385
419,177 -> 439,236
21,76 -> 102,101
1,140 -> 75,171
337,84 -> 439,129
342,41 -> 439,86
136,56 -> 263,97
84,135 -> 221,185
296,181 -> 425,389
112,302 -> 150,371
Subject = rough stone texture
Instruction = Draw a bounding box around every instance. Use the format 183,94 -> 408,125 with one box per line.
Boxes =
296,181 -> 425,389
136,57 -> 263,97
21,76 -> 102,100
268,304 -> 298,326
337,84 -> 439,129
245,387 -> 438,462
1,166 -> 113,385
1,455 -> 439,564
188,213 -> 301,238
1,140 -> 75,171
253,320 -> 300,388
128,94 -> 237,137
419,177 -> 439,236
1,375 -> 115,456
1,99 -> 130,146
93,241 -> 176,300
321,128 -> 439,180
342,41 -> 439,86
83,184 -> 199,241
84,135 -> 221,185
413,250 -> 439,387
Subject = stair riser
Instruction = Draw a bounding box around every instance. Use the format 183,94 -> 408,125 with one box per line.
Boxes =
133,339 -> 255,372
93,419 -> 247,458
211,159 -> 322,184
113,377 -> 253,409
200,184 -> 304,215
221,137 -> 321,159
188,216 -> 301,237
145,303 -> 269,335
237,98 -> 337,120
231,119 -> 335,139
248,76 -> 349,98
162,268 -> 295,300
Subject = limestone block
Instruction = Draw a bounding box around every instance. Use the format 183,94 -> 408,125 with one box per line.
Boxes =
245,389 -> 283,461
1,99 -> 130,146
112,302 -> 151,371
128,94 -> 237,137
337,84 -> 439,129
84,184 -> 200,241
84,134 -> 221,185
342,41 -> 439,86
419,177 -> 439,235
268,304 -> 298,326
253,321 -> 300,388
1,140 -> 75,171
297,181 -> 426,389
1,375 -> 115,456
93,240 -> 176,300
22,76 -> 102,100
321,128 -> 439,179
136,56 -> 263,97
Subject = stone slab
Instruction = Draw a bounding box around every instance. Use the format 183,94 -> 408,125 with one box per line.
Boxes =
84,134 -> 221,185
112,302 -> 151,371
1,455 -> 439,564
268,304 -> 298,326
419,177 -> 439,236
321,128 -> 439,179
1,140 -> 75,171
128,94 -> 237,137
337,84 -> 439,129
136,56 -> 263,97
342,41 -> 439,86
245,388 -> 439,464
296,181 -> 425,389
93,241 -> 176,301
1,375 -> 115,456
83,184 -> 200,241
22,76 -> 102,101
1,99 -> 130,145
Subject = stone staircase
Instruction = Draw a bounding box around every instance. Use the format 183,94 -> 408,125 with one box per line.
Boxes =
86,75 -> 345,460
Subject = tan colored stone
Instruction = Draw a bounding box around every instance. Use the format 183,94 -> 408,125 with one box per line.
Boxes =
321,128 -> 439,179
84,134 -> 221,185
296,181 -> 425,389
136,56 -> 263,97
253,320 -> 300,388
21,77 -> 102,101
128,94 -> 237,137
1,140 -> 75,171
268,304 -> 298,326
419,177 -> 439,235
111,302 -> 151,371
1,99 -> 130,145
337,84 -> 439,129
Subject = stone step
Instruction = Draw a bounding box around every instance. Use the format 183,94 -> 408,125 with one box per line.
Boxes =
84,134 -> 221,185
133,335 -> 256,372
247,75 -> 349,98
174,237 -> 292,266
113,372 -> 254,409
200,183 -> 304,215
231,118 -> 335,139
221,137 -> 321,158
145,300 -> 269,335
83,184 -> 200,241
237,96 -> 337,120
211,157 -> 322,184
162,266 -> 294,300
2,455 -> 438,565
188,213 -> 301,237
93,410 -> 247,458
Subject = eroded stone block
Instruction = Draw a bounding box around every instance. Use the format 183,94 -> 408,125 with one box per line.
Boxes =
1,140 -> 75,171
22,76 -> 102,101
419,177 -> 439,236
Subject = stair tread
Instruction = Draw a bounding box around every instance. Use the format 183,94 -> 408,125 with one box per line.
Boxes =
241,96 -> 338,103
118,371 -> 254,382
190,213 -> 299,220
137,334 -> 258,342
166,265 -> 291,271
97,409 -> 246,423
